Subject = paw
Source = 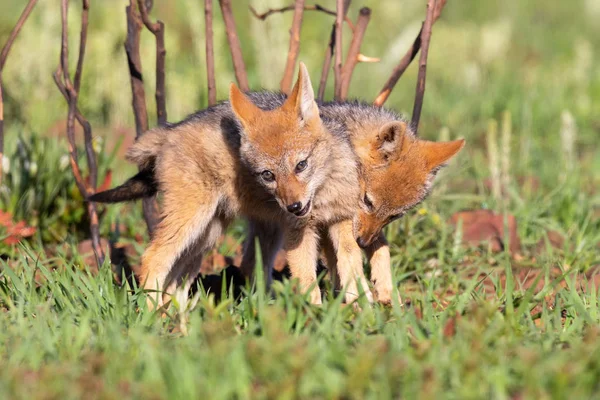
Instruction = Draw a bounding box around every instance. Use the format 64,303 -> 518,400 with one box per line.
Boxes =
309,287 -> 323,305
374,286 -> 402,306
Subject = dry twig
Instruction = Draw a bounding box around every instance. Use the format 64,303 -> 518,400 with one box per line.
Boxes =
219,0 -> 249,91
333,0 -> 345,100
317,0 -> 350,101
249,3 -> 355,30
55,0 -> 105,266
280,0 -> 306,94
339,7 -> 371,100
374,0 -> 446,108
124,0 -> 160,235
0,0 -> 39,187
137,0 -> 167,125
411,0 -> 440,132
205,0 -> 217,105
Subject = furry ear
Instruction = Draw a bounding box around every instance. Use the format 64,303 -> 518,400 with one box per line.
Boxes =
284,62 -> 318,122
229,83 -> 263,132
422,139 -> 465,170
373,121 -> 408,159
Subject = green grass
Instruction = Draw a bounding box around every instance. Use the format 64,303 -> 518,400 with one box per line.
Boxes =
0,0 -> 599,398
1,221 -> 599,399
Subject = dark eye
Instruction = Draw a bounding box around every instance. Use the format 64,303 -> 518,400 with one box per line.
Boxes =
295,160 -> 308,173
261,170 -> 275,182
363,194 -> 374,210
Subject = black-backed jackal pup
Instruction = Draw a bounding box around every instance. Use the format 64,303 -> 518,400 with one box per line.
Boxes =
92,64 -> 369,308
92,64 -> 465,306
243,103 -> 465,304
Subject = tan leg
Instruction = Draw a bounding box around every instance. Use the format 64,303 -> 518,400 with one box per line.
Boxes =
365,233 -> 401,305
171,217 -> 228,308
328,220 -> 373,304
139,192 -> 220,310
240,219 -> 283,287
284,225 -> 321,304
169,243 -> 206,309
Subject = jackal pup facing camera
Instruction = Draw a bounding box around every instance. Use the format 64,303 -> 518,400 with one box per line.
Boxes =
245,103 -> 464,304
92,64 -> 365,307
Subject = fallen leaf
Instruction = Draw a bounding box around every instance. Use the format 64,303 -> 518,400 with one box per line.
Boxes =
449,210 -> 521,255
0,211 -> 37,245
535,230 -> 565,254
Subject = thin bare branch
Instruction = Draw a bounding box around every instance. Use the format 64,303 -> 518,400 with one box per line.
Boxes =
317,0 -> 350,102
124,2 -> 149,137
0,0 -> 39,187
317,28 -> 335,102
280,0 -> 306,94
339,7 -> 371,100
57,0 -> 105,266
0,0 -> 38,70
374,0 -> 446,107
333,0 -> 345,100
124,0 -> 159,235
205,0 -> 217,106
137,0 -> 167,125
411,0 -> 439,133
249,4 -> 355,30
219,0 -> 249,91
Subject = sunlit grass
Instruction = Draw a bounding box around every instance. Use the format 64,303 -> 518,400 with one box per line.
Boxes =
0,0 -> 599,398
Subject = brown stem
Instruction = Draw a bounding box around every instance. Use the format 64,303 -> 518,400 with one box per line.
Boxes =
339,7 -> 371,100
411,0 -> 439,133
124,2 -> 149,137
0,0 -> 38,70
333,0 -> 345,100
374,0 -> 446,108
57,0 -> 105,266
0,0 -> 39,188
219,0 -> 249,91
280,0 -> 306,94
76,0 -> 97,189
205,0 -> 217,106
249,4 -> 355,31
137,0 -> 167,125
124,0 -> 159,236
317,0 -> 350,102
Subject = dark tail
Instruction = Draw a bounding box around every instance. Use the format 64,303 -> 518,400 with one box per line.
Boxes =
88,168 -> 157,203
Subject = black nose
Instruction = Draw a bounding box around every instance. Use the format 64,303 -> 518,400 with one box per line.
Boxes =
286,202 -> 303,213
357,237 -> 368,248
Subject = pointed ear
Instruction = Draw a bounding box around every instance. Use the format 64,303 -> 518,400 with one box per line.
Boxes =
283,62 -> 319,122
422,139 -> 465,170
372,121 -> 408,160
229,83 -> 263,130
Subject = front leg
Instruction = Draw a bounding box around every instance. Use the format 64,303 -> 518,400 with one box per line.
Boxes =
328,220 -> 373,304
365,233 -> 401,305
284,225 -> 322,304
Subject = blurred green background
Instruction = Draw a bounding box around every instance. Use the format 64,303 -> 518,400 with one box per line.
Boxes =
0,0 -> 598,238
1,0 -> 598,146
1,3 -> 600,398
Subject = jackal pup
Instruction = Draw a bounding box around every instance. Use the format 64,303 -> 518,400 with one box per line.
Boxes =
244,103 -> 465,304
92,64 -> 365,307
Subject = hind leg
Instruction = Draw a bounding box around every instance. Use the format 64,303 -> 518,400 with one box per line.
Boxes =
240,219 -> 283,287
140,192 -> 220,310
163,240 -> 205,309
172,216 -> 231,307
